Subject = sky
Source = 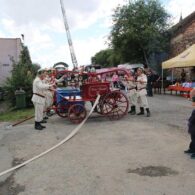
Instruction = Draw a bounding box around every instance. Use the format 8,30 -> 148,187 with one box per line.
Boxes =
0,0 -> 195,69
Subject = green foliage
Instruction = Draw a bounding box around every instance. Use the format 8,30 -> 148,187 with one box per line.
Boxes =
32,63 -> 41,74
4,45 -> 38,107
109,0 -> 171,65
91,49 -> 121,67
0,107 -> 34,122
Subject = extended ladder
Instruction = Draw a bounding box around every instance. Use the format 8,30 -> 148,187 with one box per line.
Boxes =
60,0 -> 78,68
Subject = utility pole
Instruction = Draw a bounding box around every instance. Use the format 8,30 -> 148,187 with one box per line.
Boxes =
60,0 -> 78,69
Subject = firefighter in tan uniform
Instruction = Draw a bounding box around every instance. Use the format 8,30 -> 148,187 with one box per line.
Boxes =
42,70 -> 55,119
42,69 -> 65,119
136,68 -> 151,117
31,69 -> 54,130
123,74 -> 137,115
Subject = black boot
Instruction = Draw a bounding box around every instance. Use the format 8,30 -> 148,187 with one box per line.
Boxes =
40,123 -> 46,128
35,122 -> 43,130
191,153 -> 195,159
146,108 -> 151,117
40,119 -> 47,123
129,106 -> 136,115
184,149 -> 195,154
137,107 -> 144,115
128,106 -> 134,114
131,106 -> 136,115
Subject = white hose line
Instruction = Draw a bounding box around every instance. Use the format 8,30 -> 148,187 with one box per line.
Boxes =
0,95 -> 100,177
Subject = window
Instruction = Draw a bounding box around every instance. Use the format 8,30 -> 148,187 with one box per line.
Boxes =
3,64 -> 9,66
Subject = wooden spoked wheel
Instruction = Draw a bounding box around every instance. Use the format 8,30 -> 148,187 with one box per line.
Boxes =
94,95 -> 106,114
68,104 -> 87,124
101,91 -> 129,120
56,100 -> 69,118
95,102 -> 103,114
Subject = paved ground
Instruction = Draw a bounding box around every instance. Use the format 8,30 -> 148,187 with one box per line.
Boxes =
0,94 -> 195,195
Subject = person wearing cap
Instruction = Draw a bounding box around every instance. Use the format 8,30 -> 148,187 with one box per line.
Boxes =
31,68 -> 54,130
122,73 -> 137,115
184,89 -> 195,159
136,68 -> 151,117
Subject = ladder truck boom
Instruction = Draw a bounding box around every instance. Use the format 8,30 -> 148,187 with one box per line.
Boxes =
60,0 -> 78,69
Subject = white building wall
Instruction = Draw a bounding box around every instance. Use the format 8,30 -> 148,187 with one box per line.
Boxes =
0,38 -> 22,86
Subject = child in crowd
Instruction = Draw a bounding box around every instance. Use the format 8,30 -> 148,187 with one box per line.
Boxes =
184,89 -> 195,159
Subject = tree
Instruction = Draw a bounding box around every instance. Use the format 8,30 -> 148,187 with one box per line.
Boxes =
91,49 -> 121,67
109,0 -> 171,66
32,63 -> 41,75
4,45 -> 37,107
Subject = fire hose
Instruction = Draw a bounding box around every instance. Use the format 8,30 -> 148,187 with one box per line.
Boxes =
4,116 -> 35,129
0,95 -> 100,177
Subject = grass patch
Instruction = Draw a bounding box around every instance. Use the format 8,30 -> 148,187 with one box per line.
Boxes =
0,108 -> 34,122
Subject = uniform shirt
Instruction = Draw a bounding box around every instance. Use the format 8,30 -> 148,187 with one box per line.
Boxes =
137,73 -> 147,90
31,77 -> 51,104
125,80 -> 136,89
43,75 -> 52,85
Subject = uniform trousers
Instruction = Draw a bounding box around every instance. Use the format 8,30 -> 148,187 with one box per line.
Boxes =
43,91 -> 54,117
45,91 -> 53,108
33,102 -> 44,122
126,89 -> 137,106
137,89 -> 149,108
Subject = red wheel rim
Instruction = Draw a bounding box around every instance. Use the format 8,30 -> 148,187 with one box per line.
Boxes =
68,104 -> 87,124
94,95 -> 105,114
101,91 -> 129,120
56,100 -> 69,118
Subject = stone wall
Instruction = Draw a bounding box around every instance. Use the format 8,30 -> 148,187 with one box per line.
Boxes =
170,19 -> 195,57
169,14 -> 195,81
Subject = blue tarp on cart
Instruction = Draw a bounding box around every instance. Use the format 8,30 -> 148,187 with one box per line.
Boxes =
56,88 -> 81,103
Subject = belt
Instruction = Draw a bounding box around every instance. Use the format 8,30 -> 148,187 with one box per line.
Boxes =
137,87 -> 146,91
128,88 -> 136,90
33,93 -> 45,98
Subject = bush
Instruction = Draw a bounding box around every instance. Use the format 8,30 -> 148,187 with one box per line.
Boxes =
4,45 -> 40,107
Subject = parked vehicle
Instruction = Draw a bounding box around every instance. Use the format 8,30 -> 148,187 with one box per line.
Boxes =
47,68 -> 130,124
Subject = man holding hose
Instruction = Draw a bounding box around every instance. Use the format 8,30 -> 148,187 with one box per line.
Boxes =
31,69 -> 55,130
136,68 -> 151,117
